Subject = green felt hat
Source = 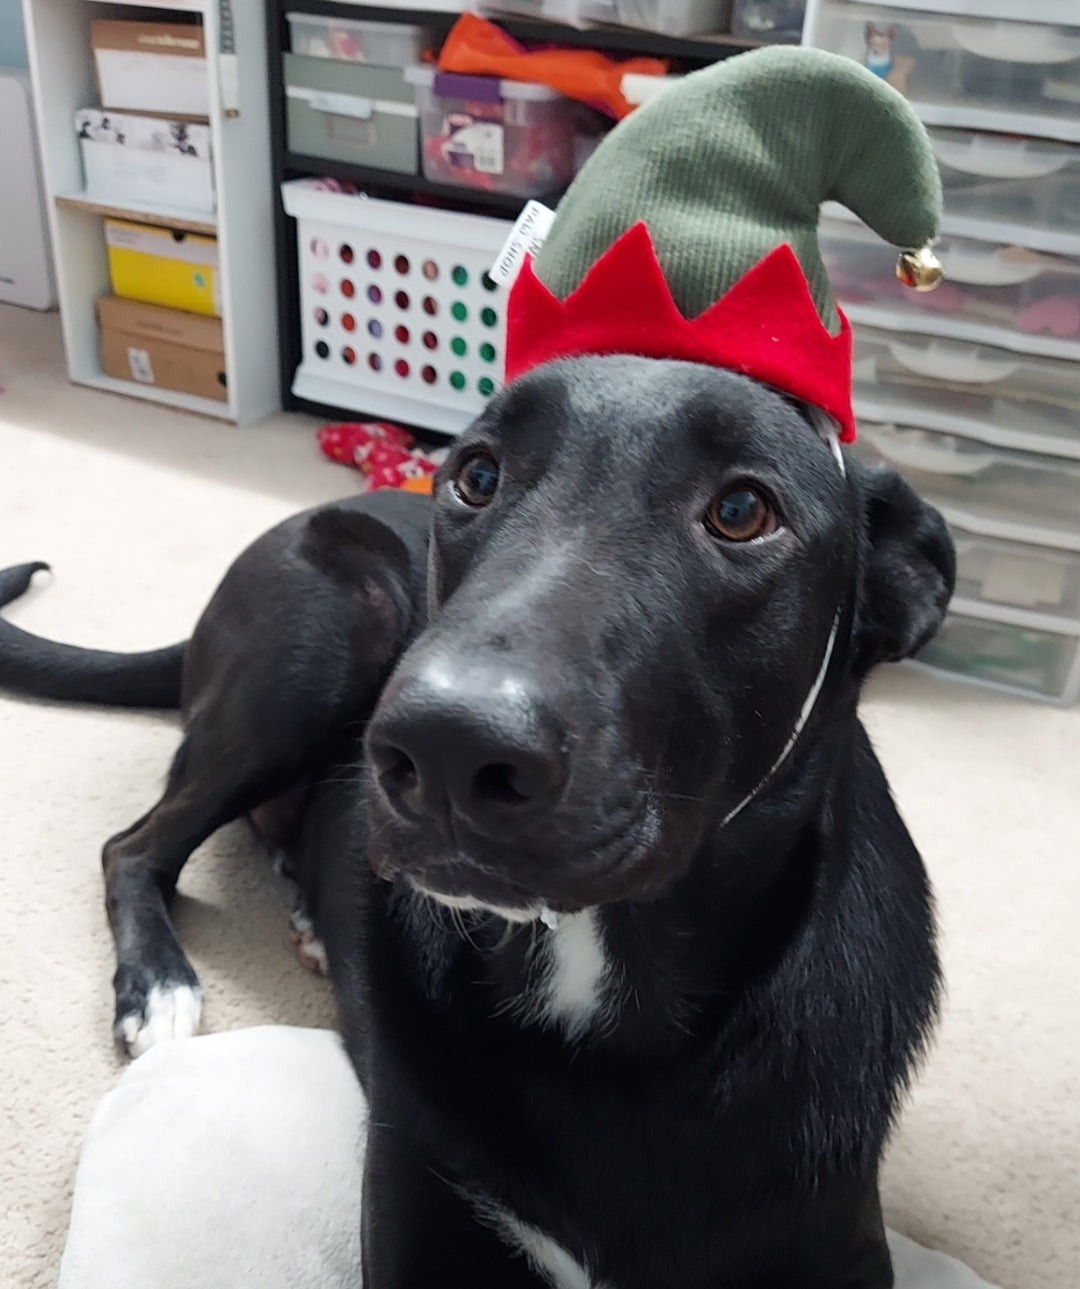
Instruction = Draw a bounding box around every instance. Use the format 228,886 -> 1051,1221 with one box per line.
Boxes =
533,46 -> 943,334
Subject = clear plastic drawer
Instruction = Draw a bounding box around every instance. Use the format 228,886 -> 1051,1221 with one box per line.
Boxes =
821,220 -> 1080,358
812,3 -> 1080,143
851,325 -> 1080,453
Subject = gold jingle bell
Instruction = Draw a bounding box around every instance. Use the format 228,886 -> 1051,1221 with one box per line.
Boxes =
896,244 -> 944,292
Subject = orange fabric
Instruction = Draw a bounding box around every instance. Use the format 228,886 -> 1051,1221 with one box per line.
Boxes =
436,13 -> 667,120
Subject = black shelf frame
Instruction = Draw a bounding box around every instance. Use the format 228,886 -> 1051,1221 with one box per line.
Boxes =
267,0 -> 752,422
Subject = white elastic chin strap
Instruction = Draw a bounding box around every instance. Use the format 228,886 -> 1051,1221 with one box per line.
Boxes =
720,412 -> 846,829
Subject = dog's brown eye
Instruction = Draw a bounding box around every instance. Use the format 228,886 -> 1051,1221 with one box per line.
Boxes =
704,487 -> 777,542
453,451 -> 500,507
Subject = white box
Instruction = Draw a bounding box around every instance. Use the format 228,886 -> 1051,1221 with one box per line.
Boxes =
76,109 -> 215,215
91,19 -> 210,117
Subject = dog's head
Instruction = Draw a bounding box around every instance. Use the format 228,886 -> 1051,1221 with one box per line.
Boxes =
364,357 -> 953,917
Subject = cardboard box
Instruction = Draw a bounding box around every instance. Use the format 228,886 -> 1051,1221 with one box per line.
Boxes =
98,296 -> 227,401
91,19 -> 209,117
76,108 -> 215,215
105,219 -> 220,316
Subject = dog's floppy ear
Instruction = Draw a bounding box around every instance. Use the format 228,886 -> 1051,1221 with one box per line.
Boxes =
849,460 -> 956,676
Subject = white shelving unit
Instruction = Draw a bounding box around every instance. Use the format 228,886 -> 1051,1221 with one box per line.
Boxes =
20,0 -> 281,423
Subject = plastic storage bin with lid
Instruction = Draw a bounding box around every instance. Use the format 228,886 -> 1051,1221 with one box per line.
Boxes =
407,67 -> 580,199
480,0 -> 729,35
819,220 -> 1080,356
286,14 -> 437,65
808,4 -> 1080,141
851,325 -> 1080,453
732,0 -> 805,42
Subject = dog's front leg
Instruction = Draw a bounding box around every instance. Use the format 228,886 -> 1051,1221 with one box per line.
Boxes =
360,1128 -> 546,1289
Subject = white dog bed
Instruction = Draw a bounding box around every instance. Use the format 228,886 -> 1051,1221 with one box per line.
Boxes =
58,1027 -> 999,1289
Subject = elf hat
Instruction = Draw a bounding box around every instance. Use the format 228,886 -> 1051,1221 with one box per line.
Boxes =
504,46 -> 943,443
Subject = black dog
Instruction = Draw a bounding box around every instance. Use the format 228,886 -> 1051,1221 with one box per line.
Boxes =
1,357 -> 954,1288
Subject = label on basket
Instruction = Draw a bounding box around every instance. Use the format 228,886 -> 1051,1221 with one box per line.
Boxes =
127,347 -> 155,384
444,119 -> 504,176
489,201 -> 556,289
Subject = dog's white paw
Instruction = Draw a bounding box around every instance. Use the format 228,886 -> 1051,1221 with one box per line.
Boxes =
289,906 -> 329,977
118,983 -> 204,1058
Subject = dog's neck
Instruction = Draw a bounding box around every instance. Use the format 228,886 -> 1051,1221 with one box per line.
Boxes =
404,697 -> 861,1059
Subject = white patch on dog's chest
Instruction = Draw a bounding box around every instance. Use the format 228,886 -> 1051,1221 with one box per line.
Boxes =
534,908 -> 614,1042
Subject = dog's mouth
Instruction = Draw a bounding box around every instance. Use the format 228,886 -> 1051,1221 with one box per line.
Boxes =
369,802 -> 665,918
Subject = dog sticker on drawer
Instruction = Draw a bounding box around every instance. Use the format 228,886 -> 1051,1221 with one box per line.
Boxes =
105,219 -> 221,317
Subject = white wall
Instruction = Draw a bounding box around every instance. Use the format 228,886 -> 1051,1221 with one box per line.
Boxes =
0,0 -> 29,68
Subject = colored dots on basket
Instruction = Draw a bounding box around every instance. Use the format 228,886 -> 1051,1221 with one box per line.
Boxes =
481,272 -> 497,292
367,285 -> 382,304
315,340 -> 330,359
394,254 -> 410,275
342,313 -> 356,332
451,265 -> 468,287
368,353 -> 382,372
480,307 -> 497,327
395,359 -> 410,378
450,371 -> 466,390
395,290 -> 410,310
340,244 -> 354,264
367,249 -> 381,269
422,331 -> 438,350
479,342 -> 496,363
395,325 -> 410,344
341,279 -> 355,299
478,377 -> 495,397
311,238 -> 328,259
422,296 -> 438,316
451,302 -> 467,323
367,319 -> 382,338
314,307 -> 329,326
421,365 -> 437,384
451,337 -> 467,357
342,347 -> 357,365
422,260 -> 439,281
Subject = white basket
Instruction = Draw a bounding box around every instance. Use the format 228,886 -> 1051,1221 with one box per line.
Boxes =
282,181 -> 513,435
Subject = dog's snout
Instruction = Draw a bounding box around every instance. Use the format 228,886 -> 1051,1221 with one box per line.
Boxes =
368,663 -> 567,836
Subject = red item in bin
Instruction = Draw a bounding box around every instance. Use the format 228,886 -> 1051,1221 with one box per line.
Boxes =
437,13 -> 668,120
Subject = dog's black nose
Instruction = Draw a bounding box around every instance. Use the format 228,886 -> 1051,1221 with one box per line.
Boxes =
368,664 -> 566,835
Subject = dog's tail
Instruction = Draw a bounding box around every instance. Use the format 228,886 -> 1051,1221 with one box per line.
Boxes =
0,563 -> 185,708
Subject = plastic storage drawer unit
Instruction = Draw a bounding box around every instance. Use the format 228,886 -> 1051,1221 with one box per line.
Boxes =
928,127 -> 1080,252
915,610 -> 1080,704
407,67 -> 578,199
820,220 -> 1080,357
286,15 -> 436,64
810,4 -> 1080,141
854,419 -> 1080,544
851,326 -> 1080,453
285,54 -> 419,174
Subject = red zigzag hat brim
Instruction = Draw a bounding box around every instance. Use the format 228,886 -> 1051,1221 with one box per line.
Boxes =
505,223 -> 856,443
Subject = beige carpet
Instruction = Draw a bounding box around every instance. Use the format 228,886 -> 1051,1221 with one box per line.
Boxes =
1,304 -> 1078,1289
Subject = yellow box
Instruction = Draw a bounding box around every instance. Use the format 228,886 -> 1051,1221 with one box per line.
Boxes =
105,219 -> 220,317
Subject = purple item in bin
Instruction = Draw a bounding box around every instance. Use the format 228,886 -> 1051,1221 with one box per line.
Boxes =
433,71 -> 504,102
